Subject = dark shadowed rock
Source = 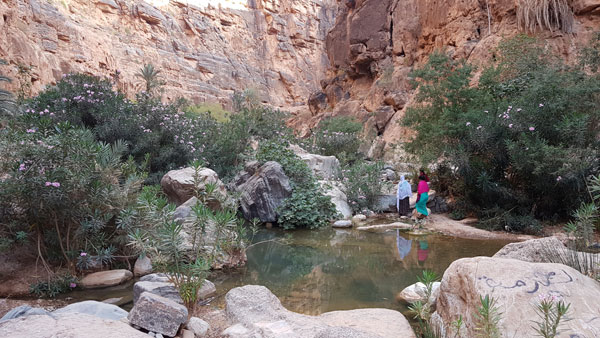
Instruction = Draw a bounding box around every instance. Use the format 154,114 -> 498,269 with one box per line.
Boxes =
232,162 -> 292,223
308,91 -> 328,115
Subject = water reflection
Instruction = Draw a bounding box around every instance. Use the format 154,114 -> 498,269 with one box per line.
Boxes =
213,227 -> 511,315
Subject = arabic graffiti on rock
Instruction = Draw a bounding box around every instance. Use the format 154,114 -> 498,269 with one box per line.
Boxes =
477,269 -> 574,294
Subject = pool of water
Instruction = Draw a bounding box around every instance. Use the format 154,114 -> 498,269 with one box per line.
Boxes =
60,223 -> 512,315
209,226 -> 511,315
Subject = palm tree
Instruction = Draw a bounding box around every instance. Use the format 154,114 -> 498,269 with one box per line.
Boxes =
0,59 -> 17,119
136,63 -> 164,95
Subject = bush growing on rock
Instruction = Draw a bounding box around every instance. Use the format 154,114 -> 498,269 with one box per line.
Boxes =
304,116 -> 363,165
339,161 -> 386,213
257,140 -> 336,229
403,35 -> 600,227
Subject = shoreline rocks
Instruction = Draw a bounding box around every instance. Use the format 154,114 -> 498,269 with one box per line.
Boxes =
223,285 -> 415,337
80,269 -> 133,289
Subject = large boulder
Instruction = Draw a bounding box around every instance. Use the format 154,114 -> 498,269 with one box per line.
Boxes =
432,257 -> 600,337
0,313 -> 149,338
161,167 -> 227,207
320,181 -> 352,219
80,269 -> 132,289
133,274 -> 216,305
231,162 -> 292,223
290,145 -> 341,180
52,301 -> 127,321
396,282 -> 440,305
128,292 -> 188,337
223,285 -> 415,338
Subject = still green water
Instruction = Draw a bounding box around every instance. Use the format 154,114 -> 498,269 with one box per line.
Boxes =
62,224 -> 510,315
209,226 -> 511,315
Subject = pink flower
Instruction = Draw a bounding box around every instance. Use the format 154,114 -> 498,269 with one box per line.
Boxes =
508,124 -> 513,128
45,182 -> 52,186
539,103 -> 544,107
80,252 -> 87,257
19,163 -> 26,171
529,127 -> 535,131
466,122 -> 471,126
51,182 -> 60,187
556,176 -> 562,182
26,129 -> 36,133
69,283 -> 77,288
477,125 -> 482,130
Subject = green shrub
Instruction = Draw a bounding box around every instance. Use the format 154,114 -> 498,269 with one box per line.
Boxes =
30,274 -> 78,298
257,140 -> 336,229
0,123 -> 145,270
403,35 -> 600,227
26,74 -> 191,182
340,161 -> 386,213
304,116 -> 363,164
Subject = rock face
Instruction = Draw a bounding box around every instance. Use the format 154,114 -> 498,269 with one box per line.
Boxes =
80,269 -> 133,289
161,167 -> 227,207
0,0 -> 337,107
52,300 -> 128,321
493,236 -> 567,263
0,313 -> 149,338
128,292 -> 188,337
432,257 -> 600,337
231,161 -> 292,223
223,285 -> 415,338
288,0 -> 600,161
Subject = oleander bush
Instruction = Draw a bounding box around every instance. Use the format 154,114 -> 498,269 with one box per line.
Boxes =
403,35 -> 600,229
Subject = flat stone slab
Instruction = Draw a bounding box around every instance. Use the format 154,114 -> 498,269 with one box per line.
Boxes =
332,220 -> 352,228
357,222 -> 413,231
0,313 -> 149,338
80,269 -> 133,289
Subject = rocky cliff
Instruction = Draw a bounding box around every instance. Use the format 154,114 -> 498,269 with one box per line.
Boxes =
0,0 -> 337,107
290,0 -> 600,160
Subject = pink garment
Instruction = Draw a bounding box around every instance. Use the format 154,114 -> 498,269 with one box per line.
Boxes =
417,180 -> 430,194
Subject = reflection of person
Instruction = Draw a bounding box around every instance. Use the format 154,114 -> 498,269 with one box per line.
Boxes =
396,175 -> 412,217
415,175 -> 430,217
417,240 -> 429,266
396,229 -> 412,259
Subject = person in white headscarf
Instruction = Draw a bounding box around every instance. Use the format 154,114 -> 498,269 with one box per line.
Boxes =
397,175 -> 412,216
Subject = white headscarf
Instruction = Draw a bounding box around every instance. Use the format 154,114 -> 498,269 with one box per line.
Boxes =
397,175 -> 412,209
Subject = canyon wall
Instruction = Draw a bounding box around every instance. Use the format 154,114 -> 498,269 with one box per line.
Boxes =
290,0 -> 600,160
0,0 -> 337,107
